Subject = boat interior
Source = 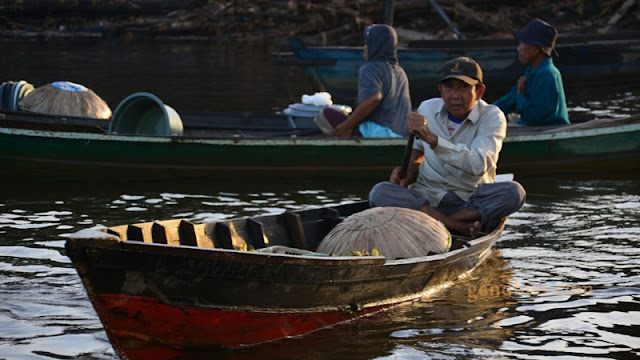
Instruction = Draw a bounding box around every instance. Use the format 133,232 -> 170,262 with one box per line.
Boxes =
3,108 -> 638,139
101,201 -> 475,258
0,108 -> 322,138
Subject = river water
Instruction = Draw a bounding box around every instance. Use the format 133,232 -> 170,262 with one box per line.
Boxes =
0,37 -> 639,359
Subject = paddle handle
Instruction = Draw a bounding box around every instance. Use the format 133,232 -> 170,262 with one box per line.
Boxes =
399,132 -> 418,179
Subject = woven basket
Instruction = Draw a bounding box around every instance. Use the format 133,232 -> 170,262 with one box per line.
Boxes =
18,81 -> 111,119
317,207 -> 451,259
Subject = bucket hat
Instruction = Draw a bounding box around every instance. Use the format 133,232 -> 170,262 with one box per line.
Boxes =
514,19 -> 559,56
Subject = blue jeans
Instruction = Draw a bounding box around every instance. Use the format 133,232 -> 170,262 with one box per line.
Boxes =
368,181 -> 526,232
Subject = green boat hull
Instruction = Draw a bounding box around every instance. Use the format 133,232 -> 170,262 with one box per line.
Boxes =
1,114 -> 638,182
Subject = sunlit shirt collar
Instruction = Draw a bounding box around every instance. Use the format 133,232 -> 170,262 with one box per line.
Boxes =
436,102 -> 481,124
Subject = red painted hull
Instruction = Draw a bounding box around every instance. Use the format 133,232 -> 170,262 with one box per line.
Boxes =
96,294 -> 394,359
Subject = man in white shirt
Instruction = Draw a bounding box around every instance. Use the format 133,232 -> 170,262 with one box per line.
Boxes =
369,57 -> 526,237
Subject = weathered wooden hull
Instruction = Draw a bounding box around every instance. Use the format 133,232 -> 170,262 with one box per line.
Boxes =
66,201 -> 505,359
0,110 -> 638,181
288,33 -> 640,101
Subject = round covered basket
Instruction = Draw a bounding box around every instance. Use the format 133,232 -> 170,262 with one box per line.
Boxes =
317,207 -> 451,259
18,81 -> 112,119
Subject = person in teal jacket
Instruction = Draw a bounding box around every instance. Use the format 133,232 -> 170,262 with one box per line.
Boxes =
493,19 -> 570,126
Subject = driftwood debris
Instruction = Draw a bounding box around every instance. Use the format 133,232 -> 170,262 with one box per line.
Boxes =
599,0 -> 636,33
0,0 -> 637,43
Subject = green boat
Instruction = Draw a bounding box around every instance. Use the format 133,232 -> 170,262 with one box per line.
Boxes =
0,106 -> 638,182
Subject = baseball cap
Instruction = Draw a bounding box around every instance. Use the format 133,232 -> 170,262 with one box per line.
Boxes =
439,57 -> 483,85
514,18 -> 559,56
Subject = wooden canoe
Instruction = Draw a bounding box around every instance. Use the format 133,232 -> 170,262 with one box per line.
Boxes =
287,32 -> 640,101
65,200 -> 507,359
0,108 -> 638,181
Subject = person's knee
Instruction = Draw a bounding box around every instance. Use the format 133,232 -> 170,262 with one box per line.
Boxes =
506,181 -> 526,213
368,182 -> 389,207
369,181 -> 405,207
369,181 -> 426,209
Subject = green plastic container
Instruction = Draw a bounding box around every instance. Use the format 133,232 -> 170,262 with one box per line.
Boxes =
110,92 -> 183,136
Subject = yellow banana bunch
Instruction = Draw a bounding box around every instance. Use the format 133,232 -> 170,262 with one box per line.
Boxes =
348,248 -> 380,257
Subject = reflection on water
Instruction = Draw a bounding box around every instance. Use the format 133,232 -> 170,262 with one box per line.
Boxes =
1,177 -> 638,359
497,178 -> 640,359
376,254 -> 517,359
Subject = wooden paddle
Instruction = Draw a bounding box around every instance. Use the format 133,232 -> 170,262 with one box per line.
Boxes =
399,132 -> 418,180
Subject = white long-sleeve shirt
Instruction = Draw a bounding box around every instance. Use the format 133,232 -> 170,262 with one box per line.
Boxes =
409,98 -> 507,205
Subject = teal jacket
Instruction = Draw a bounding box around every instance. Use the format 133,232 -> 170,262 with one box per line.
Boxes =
494,58 -> 570,126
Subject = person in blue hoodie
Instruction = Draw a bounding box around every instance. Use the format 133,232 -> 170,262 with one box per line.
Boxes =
320,24 -> 412,137
493,19 -> 570,126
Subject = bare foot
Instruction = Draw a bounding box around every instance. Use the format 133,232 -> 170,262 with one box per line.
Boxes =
419,205 -> 482,238
469,221 -> 482,238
